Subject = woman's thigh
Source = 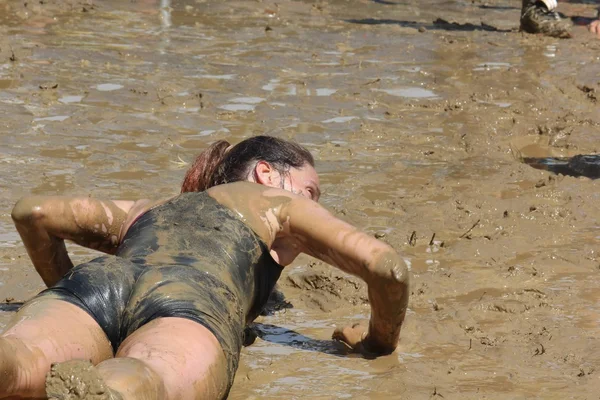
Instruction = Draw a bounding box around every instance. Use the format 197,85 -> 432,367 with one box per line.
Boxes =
2,298 -> 112,397
3,297 -> 112,361
115,317 -> 230,400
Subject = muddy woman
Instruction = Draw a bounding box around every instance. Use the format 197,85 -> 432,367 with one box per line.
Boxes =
0,136 -> 409,400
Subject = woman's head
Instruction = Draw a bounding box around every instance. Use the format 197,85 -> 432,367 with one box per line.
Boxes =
181,136 -> 319,201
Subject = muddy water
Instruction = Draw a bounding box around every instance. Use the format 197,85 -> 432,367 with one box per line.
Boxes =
1,0 -> 600,398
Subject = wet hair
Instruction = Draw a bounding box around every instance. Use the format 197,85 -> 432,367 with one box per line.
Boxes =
181,135 -> 315,193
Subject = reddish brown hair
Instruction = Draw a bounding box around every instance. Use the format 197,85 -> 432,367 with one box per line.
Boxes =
181,136 -> 314,193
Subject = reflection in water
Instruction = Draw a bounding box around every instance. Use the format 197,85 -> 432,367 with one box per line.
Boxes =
158,0 -> 172,55
373,87 -> 438,98
544,44 -> 557,58
220,97 -> 264,110
58,95 -> 84,104
196,74 -> 237,80
219,104 -> 256,111
230,97 -> 264,104
472,62 -> 511,71
160,0 -> 172,29
262,79 -> 297,95
322,116 -> 358,124
33,115 -> 70,122
315,88 -> 337,96
523,155 -> 600,179
95,83 -> 124,92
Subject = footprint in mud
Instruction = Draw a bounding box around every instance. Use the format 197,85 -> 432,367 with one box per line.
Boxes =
282,267 -> 368,313
522,154 -> 600,179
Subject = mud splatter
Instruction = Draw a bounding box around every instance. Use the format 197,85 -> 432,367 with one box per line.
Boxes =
46,360 -> 122,400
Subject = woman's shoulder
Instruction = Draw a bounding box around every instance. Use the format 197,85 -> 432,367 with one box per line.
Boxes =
207,181 -> 265,199
207,182 -> 297,213
206,182 -> 296,245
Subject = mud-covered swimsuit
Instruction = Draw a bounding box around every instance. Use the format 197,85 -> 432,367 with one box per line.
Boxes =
36,192 -> 283,388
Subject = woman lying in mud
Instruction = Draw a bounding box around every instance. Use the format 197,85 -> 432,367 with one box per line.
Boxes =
1,136 -> 409,400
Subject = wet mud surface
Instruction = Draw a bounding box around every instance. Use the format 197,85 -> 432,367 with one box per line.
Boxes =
1,0 -> 600,398
46,360 -> 120,400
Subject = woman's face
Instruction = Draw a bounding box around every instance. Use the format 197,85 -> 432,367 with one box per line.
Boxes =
281,163 -> 321,202
251,161 -> 321,201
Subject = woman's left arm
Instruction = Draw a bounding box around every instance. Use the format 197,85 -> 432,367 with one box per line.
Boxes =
209,182 -> 409,354
11,196 -> 140,287
275,195 -> 409,355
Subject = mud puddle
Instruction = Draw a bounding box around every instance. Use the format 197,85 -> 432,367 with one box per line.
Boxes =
1,0 -> 600,398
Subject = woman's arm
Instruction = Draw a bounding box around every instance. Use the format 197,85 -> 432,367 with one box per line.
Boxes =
276,196 -> 409,354
208,182 -> 409,354
11,196 -> 148,287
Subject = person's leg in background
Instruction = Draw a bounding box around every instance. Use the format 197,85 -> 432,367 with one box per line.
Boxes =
520,0 -> 572,38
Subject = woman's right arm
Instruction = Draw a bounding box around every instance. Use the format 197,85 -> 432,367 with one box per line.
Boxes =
11,196 -> 149,287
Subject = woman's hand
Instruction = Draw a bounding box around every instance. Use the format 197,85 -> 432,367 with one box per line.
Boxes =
333,323 -> 368,351
332,322 -> 396,356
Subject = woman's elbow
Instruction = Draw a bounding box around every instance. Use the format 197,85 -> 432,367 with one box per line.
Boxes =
370,250 -> 409,287
11,197 -> 45,224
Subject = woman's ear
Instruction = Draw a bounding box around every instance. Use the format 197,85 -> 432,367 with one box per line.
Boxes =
253,161 -> 279,187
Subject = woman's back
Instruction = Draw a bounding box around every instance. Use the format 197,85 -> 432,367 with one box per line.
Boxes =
116,190 -> 283,323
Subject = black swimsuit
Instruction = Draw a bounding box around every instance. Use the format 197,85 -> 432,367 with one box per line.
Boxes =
36,191 -> 283,390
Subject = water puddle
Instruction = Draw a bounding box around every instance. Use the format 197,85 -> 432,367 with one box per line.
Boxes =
522,155 -> 600,179
262,79 -> 297,95
322,116 -> 358,123
195,74 -> 237,80
230,97 -> 264,104
33,115 -> 70,122
219,104 -> 256,111
373,87 -> 438,98
95,83 -> 124,91
59,95 -> 84,104
315,88 -> 337,96
472,62 -> 511,71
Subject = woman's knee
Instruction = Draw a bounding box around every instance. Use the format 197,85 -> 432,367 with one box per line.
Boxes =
96,357 -> 167,400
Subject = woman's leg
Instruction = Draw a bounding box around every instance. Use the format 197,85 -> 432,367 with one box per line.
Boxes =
89,317 -> 229,400
0,297 -> 113,398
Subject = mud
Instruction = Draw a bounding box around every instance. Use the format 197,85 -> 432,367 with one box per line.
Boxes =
1,0 -> 600,398
46,360 -> 121,400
